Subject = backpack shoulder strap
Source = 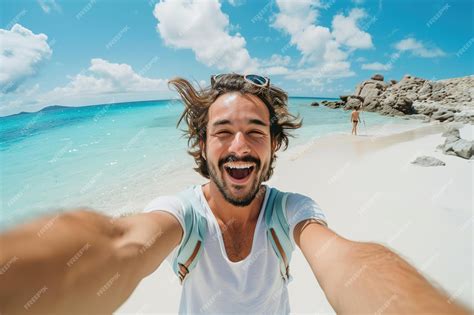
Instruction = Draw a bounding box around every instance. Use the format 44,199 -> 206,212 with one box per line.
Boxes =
264,186 -> 295,283
173,185 -> 208,284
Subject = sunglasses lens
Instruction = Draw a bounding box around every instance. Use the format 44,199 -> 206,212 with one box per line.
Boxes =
245,74 -> 267,86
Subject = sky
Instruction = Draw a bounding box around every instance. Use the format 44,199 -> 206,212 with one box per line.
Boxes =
0,0 -> 473,116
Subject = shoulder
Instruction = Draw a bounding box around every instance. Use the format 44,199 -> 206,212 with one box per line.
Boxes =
143,192 -> 190,236
271,188 -> 328,247
284,191 -> 327,226
143,185 -> 200,213
143,195 -> 184,213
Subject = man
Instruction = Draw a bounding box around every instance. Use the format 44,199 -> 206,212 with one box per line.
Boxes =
0,74 -> 469,314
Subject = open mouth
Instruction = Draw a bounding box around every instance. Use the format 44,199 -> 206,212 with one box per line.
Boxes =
223,162 -> 256,183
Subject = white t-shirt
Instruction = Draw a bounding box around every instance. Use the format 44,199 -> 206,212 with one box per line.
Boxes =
143,184 -> 327,314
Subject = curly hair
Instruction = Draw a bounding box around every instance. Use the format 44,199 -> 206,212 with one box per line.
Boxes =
169,73 -> 302,181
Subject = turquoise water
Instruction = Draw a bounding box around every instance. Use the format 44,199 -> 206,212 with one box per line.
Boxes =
0,98 -> 408,230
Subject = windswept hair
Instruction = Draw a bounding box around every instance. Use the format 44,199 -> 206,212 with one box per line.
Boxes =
169,73 -> 302,181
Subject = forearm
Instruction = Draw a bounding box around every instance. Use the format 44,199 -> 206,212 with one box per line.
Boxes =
0,210 -> 143,315
319,241 -> 469,314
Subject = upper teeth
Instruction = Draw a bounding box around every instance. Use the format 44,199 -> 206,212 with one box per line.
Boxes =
224,162 -> 255,169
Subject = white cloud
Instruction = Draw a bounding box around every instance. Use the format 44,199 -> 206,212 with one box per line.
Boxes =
361,62 -> 392,71
286,62 -> 355,81
272,0 -> 321,35
395,37 -> 445,58
255,54 -> 291,76
262,66 -> 290,76
362,37 -> 444,72
37,0 -> 61,13
42,58 -> 168,102
0,24 -> 52,93
0,58 -> 169,116
332,9 -> 373,49
261,54 -> 291,67
153,0 -> 258,73
271,1 -> 372,80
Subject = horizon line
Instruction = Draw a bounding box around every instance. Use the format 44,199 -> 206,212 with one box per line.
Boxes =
0,95 -> 339,118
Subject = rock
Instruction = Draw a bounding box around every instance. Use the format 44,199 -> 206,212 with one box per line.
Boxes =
405,114 -> 430,122
406,93 -> 418,102
431,109 -> 454,122
310,101 -> 319,106
393,97 -> 414,114
354,80 -> 388,97
431,90 -> 448,101
411,156 -> 446,167
383,95 -> 397,107
413,103 -> 437,116
349,95 -> 364,102
371,74 -> 384,81
380,105 -> 404,116
453,110 -> 474,124
354,84 -> 363,96
438,128 -> 474,159
431,82 -> 445,92
418,82 -> 432,95
323,101 -> 345,109
452,139 -> 474,159
345,98 -> 362,110
339,95 -> 349,102
329,74 -> 474,124
441,126 -> 460,138
363,96 -> 380,111
360,84 -> 381,98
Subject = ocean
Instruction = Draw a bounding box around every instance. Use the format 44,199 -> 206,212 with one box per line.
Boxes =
0,98 -> 413,230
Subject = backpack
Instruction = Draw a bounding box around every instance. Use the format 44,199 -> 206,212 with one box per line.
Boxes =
172,185 -> 295,285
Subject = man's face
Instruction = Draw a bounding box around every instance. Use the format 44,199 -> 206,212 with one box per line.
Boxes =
203,92 -> 274,207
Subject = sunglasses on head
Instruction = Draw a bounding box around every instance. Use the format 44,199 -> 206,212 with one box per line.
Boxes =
210,74 -> 270,88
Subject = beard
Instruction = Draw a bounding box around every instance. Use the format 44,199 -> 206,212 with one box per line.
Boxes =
207,153 -> 272,207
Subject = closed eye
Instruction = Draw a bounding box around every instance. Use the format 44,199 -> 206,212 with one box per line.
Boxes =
249,130 -> 265,136
215,130 -> 232,136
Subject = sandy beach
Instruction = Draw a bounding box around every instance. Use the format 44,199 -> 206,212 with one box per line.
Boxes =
116,121 -> 473,314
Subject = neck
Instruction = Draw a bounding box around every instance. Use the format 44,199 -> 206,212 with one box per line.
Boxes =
202,181 -> 266,226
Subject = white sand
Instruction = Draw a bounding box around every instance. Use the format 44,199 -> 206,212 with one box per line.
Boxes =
117,122 -> 473,314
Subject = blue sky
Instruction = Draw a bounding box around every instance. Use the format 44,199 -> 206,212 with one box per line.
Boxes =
0,0 -> 473,116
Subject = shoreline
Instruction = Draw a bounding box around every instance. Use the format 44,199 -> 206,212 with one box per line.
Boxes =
117,121 -> 473,314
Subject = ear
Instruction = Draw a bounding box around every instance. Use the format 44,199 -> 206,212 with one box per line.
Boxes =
199,139 -> 206,160
271,137 -> 277,153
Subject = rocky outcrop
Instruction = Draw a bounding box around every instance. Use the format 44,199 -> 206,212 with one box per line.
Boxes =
310,101 -> 319,106
321,100 -> 345,109
437,126 -> 474,159
411,156 -> 446,167
321,74 -> 474,124
371,74 -> 384,81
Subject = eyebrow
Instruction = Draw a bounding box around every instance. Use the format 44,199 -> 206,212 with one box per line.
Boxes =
212,118 -> 268,127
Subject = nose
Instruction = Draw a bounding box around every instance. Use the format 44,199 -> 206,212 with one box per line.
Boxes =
228,131 -> 250,156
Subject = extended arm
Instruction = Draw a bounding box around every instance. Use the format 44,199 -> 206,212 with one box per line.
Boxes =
294,220 -> 469,314
0,209 -> 182,315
